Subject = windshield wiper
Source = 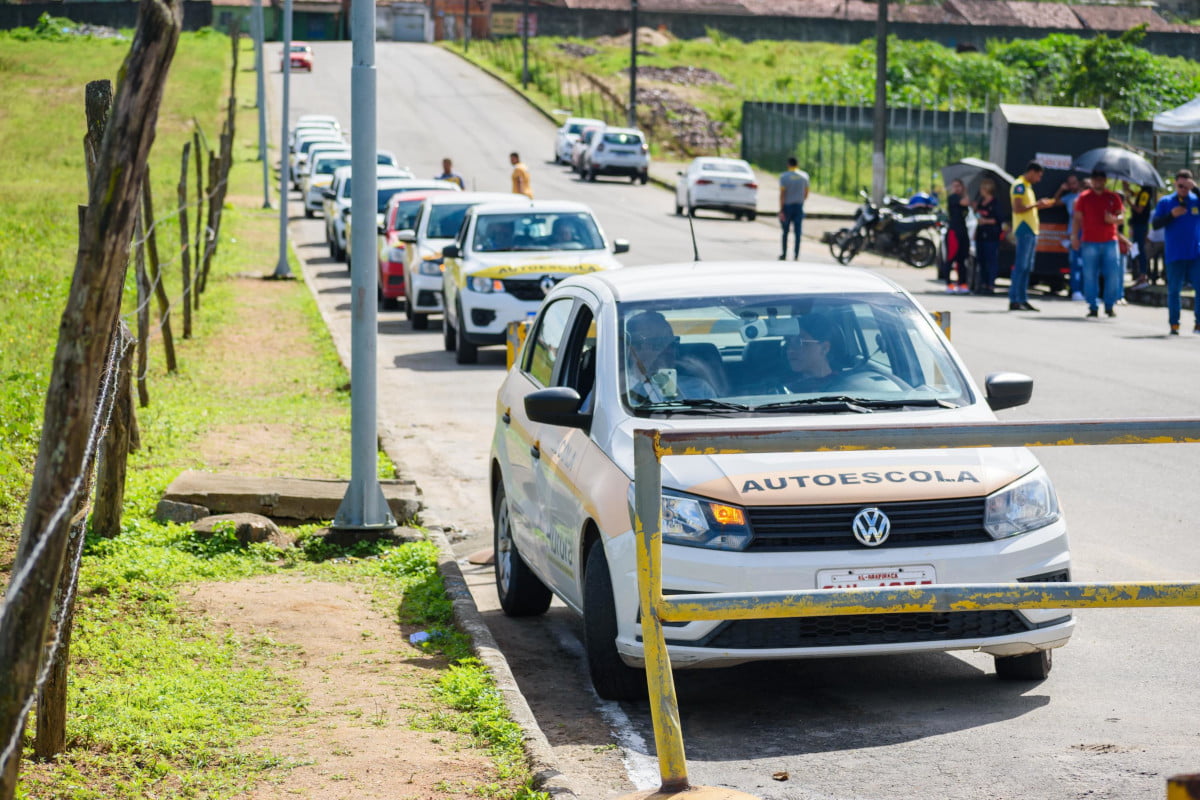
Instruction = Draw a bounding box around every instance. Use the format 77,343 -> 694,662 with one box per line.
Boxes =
637,398 -> 754,414
751,396 -> 874,414
849,397 -> 960,409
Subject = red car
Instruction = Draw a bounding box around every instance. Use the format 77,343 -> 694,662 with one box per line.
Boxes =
377,190 -> 456,310
281,42 -> 313,72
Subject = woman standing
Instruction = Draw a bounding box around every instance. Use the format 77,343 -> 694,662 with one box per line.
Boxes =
974,178 -> 1006,296
944,179 -> 971,293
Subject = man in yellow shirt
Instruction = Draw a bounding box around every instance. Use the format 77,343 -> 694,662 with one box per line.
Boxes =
1009,161 -> 1055,312
510,152 -> 533,198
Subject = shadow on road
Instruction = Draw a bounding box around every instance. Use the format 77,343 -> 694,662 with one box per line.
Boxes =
391,347 -> 507,371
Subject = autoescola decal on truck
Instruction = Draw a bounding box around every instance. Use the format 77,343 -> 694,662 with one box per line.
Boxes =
470,263 -> 604,279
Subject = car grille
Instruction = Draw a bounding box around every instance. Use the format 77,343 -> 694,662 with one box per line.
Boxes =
665,610 -> 1032,650
745,497 -> 990,551
503,277 -> 559,301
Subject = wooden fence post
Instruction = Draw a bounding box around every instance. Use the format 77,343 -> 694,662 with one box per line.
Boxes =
192,130 -> 203,308
92,321 -> 135,539
141,171 -> 177,373
178,141 -> 193,339
0,2 -> 183,793
134,206 -> 151,408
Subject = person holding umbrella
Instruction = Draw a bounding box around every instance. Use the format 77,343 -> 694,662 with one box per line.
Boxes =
1072,168 -> 1125,319
1009,161 -> 1056,312
1151,169 -> 1200,335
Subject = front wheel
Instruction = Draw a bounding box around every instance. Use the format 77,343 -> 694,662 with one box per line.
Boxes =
454,304 -> 478,364
903,236 -> 937,268
442,310 -> 456,352
583,539 -> 648,701
995,649 -> 1052,681
746,211 -> 757,222
493,486 -> 552,616
831,229 -> 863,265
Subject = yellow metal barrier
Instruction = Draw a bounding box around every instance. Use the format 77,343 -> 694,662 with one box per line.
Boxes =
505,318 -> 532,369
625,418 -> 1200,799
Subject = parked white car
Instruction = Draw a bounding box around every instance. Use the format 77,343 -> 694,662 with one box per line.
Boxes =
297,114 -> 341,135
289,130 -> 343,187
490,261 -> 1072,700
674,157 -> 759,220
581,126 -> 650,184
302,150 -> 352,217
441,200 -> 629,364
570,125 -> 604,176
555,116 -> 604,165
398,191 -> 516,330
323,166 -> 414,262
343,178 -> 460,270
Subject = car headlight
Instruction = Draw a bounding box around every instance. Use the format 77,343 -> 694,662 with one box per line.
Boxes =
419,258 -> 444,276
628,487 -> 753,551
469,276 -> 504,293
984,468 -> 1061,539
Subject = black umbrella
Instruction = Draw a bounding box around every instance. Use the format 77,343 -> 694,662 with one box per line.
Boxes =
940,158 -> 1016,200
1072,147 -> 1164,188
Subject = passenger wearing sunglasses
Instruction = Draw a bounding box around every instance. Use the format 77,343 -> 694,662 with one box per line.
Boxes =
781,314 -> 840,393
624,311 -> 716,405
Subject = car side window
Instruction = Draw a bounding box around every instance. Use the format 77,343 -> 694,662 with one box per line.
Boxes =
554,306 -> 597,401
524,300 -> 574,388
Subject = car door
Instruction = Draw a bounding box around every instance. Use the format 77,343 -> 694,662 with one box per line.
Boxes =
502,297 -> 578,580
532,299 -> 599,595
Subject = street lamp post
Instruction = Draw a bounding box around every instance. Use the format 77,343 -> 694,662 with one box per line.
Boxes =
871,0 -> 889,204
272,0 -> 293,278
628,0 -> 638,128
521,0 -> 530,88
253,0 -> 269,209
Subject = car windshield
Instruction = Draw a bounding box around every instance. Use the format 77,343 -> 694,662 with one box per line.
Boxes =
391,200 -> 423,230
377,185 -> 414,213
299,138 -> 339,154
567,123 -> 586,135
472,212 -> 605,253
603,132 -> 643,146
618,294 -> 972,415
314,156 -> 351,175
427,203 -> 472,239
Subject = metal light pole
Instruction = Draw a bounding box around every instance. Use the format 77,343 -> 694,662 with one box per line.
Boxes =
464,0 -> 471,52
333,0 -> 395,532
871,0 -> 889,204
253,0 -> 270,209
272,0 -> 293,278
628,0 -> 638,128
521,0 -> 530,88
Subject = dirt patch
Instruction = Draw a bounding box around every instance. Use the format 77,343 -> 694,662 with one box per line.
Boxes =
188,575 -> 509,799
628,65 -> 732,88
595,27 -> 674,48
198,422 -> 316,476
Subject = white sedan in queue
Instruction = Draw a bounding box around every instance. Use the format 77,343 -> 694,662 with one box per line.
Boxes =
555,116 -> 604,165
675,157 -> 759,220
490,262 -> 1073,701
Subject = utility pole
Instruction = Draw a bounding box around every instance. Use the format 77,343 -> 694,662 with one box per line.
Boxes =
332,0 -> 396,533
253,0 -> 269,209
628,0 -> 638,128
871,0 -> 888,204
521,0 -> 530,88
272,0 -> 293,277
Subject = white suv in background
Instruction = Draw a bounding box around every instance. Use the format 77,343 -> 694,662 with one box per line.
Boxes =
582,127 -> 650,184
555,116 -> 604,165
323,165 -> 413,262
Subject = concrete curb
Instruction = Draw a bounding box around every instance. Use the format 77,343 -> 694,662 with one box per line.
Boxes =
429,528 -> 582,799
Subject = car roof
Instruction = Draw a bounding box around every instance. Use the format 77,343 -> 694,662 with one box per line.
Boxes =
469,199 -> 593,215
563,117 -> 604,127
694,157 -> 750,167
601,127 -> 644,137
331,165 -> 413,180
426,191 -> 514,206
297,114 -> 337,126
382,179 -> 459,191
573,262 -> 904,302
388,189 -> 455,204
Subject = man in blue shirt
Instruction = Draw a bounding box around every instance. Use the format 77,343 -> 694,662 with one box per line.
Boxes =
434,157 -> 465,189
1151,169 -> 1200,335
778,157 -> 810,261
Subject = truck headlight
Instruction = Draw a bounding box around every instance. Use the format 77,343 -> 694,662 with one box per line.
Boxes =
469,277 -> 504,293
629,487 -> 752,551
984,468 -> 1061,539
419,258 -> 445,276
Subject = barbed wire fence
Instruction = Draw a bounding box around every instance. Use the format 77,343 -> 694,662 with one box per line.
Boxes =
0,5 -> 246,796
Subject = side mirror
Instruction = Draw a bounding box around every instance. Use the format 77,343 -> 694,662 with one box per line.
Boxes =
322,189 -> 335,200
377,225 -> 387,235
396,229 -> 417,244
612,238 -> 631,255
525,387 -> 588,429
985,372 -> 1033,411
442,244 -> 461,259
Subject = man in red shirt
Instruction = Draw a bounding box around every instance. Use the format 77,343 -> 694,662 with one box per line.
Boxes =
1071,169 -> 1125,318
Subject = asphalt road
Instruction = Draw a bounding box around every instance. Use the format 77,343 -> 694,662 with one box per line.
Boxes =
269,41 -> 1200,800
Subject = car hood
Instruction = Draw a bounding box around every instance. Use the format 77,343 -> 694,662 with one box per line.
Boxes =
603,405 -> 1040,505
463,250 -> 623,279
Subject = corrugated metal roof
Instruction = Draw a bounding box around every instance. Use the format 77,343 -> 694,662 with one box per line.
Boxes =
998,103 -> 1110,130
1006,0 -> 1083,28
1071,4 -> 1174,31
892,3 -> 968,23
943,0 -> 1022,26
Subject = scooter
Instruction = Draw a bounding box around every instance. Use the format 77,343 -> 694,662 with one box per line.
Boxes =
829,190 -> 943,268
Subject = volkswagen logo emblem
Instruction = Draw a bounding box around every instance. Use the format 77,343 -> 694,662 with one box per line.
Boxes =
539,275 -> 557,296
852,507 -> 891,547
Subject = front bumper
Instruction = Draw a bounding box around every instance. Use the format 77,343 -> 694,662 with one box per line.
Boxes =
604,518 -> 1073,668
409,272 -> 445,313
460,292 -> 538,345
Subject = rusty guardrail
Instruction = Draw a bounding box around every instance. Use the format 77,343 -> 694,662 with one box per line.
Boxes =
624,418 -> 1200,799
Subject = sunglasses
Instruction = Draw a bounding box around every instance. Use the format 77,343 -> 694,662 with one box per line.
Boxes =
788,338 -> 822,348
629,334 -> 673,348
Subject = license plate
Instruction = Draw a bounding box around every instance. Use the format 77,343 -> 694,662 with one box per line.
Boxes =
816,565 -> 935,590
614,149 -> 634,156
720,182 -> 737,189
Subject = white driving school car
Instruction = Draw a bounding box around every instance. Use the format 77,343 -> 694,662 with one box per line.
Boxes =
490,262 -> 1072,701
441,200 -> 629,364
674,156 -> 759,220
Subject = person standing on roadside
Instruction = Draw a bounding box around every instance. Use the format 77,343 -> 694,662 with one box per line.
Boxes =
778,156 -> 810,261
944,178 -> 971,293
1151,169 -> 1200,335
1072,168 -> 1125,319
435,157 -> 465,189
973,178 -> 1005,296
1053,174 -> 1083,301
1125,181 -> 1156,288
1009,161 -> 1055,312
510,152 -> 533,198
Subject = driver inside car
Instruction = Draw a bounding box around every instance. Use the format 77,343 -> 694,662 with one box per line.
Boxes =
781,314 -> 842,393
624,311 -> 715,405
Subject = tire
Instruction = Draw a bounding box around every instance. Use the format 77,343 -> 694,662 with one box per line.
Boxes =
747,212 -> 757,222
328,237 -> 338,260
378,286 -> 400,311
304,207 -> 314,219
733,212 -> 743,221
587,167 -> 598,183
454,304 -> 478,364
687,204 -> 697,218
406,296 -> 429,330
493,486 -> 552,616
583,539 -> 648,701
830,229 -> 862,265
442,311 -> 456,352
675,202 -> 682,216
995,649 -> 1052,681
639,173 -> 648,185
904,237 -> 937,268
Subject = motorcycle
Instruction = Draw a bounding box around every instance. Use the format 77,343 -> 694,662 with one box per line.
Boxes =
829,190 -> 943,268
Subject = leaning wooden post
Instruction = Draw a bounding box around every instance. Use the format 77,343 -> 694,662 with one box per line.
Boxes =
178,140 -> 193,339
199,149 -> 218,294
134,205 -> 151,407
92,321 -> 135,539
192,129 -> 203,308
0,2 -> 183,793
141,171 -> 177,373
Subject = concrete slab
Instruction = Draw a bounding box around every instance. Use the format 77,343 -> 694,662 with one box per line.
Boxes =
163,470 -> 422,524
